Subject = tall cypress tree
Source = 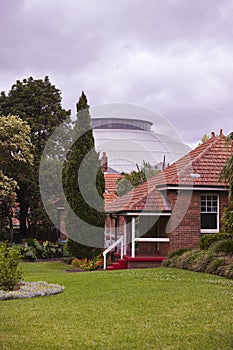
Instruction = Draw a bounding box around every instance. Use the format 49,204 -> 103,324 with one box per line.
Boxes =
63,92 -> 105,259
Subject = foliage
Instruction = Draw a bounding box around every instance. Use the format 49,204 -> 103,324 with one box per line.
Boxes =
116,161 -> 160,196
211,239 -> 233,256
220,132 -> 233,198
20,239 -> 64,260
71,253 -> 105,270
200,232 -> 233,250
0,77 -> 71,238
0,115 -> 33,168
1,263 -> 233,349
198,133 -> 211,146
0,244 -> 22,290
163,246 -> 233,279
221,201 -> 233,233
63,91 -> 105,258
65,238 -> 101,261
162,248 -> 190,266
0,170 -> 17,206
0,115 -> 33,241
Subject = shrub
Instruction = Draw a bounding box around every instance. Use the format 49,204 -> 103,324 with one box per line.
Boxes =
175,250 -> 200,270
20,239 -> 64,260
205,257 -> 226,274
221,201 -> 233,233
190,250 -> 215,272
65,238 -> 101,260
212,239 -> 233,256
71,254 -> 105,271
0,244 -> 22,291
200,233 -> 233,250
162,248 -> 190,267
163,247 -> 233,279
215,257 -> 233,279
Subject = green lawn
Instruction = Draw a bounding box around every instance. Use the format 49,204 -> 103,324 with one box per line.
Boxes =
0,262 -> 232,350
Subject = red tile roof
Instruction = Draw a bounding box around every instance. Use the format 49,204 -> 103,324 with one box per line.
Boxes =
160,133 -> 232,187
104,173 -> 124,203
105,133 -> 232,213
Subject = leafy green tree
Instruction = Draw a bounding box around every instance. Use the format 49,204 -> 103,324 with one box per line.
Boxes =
220,132 -> 233,232
198,133 -> 211,146
220,132 -> 233,198
0,116 -> 33,241
0,77 -> 71,238
63,91 -> 105,259
116,161 -> 160,197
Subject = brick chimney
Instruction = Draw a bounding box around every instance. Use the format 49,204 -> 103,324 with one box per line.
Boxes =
101,152 -> 108,172
211,131 -> 215,138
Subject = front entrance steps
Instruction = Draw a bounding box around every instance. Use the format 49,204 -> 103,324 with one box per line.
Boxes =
106,255 -> 166,270
106,258 -> 128,270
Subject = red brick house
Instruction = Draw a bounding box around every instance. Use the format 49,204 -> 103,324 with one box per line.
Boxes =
103,131 -> 232,269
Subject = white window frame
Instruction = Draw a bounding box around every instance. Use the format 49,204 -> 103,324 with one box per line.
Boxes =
200,194 -> 219,233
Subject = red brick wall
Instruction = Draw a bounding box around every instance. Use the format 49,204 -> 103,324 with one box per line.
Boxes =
167,190 -> 200,252
167,189 -> 229,253
128,261 -> 163,268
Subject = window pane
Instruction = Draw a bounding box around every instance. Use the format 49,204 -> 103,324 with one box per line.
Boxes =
201,213 -> 217,230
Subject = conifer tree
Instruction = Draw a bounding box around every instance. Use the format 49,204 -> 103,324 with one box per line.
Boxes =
63,92 -> 105,259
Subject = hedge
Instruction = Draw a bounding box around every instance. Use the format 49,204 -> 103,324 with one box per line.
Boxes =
200,232 -> 233,250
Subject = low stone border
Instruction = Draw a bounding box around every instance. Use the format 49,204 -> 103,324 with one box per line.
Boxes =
0,281 -> 64,301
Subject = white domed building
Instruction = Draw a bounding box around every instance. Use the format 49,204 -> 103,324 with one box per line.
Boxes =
92,117 -> 190,173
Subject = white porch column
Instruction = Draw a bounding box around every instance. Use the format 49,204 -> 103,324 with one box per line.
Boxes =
123,217 -> 127,255
109,216 -> 112,246
131,216 -> 135,258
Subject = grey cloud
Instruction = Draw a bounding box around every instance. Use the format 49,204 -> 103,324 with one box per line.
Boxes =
0,0 -> 232,145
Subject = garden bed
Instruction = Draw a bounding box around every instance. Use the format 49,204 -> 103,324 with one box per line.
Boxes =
0,281 -> 64,301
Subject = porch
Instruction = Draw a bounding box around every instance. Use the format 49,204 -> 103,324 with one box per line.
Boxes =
103,212 -> 170,270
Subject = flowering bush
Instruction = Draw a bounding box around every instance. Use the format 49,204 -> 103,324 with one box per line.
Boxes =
0,281 -> 64,301
71,253 -> 107,271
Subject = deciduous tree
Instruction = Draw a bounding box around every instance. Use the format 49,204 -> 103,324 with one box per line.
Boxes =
220,132 -> 233,233
0,116 -> 33,240
117,161 -> 160,197
0,77 -> 71,238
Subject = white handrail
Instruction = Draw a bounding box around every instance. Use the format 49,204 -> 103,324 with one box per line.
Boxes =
134,238 -> 169,242
103,236 -> 124,270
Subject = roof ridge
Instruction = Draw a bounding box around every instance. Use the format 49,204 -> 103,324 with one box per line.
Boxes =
161,135 -> 223,184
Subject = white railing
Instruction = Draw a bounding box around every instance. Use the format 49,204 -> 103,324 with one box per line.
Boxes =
134,238 -> 170,242
103,236 -> 124,270
132,237 -> 170,257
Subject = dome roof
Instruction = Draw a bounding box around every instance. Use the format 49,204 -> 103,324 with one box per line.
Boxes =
92,117 -> 190,173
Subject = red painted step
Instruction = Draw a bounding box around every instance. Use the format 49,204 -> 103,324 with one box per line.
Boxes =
106,258 -> 128,270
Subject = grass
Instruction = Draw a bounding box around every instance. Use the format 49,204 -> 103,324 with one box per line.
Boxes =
0,262 -> 232,350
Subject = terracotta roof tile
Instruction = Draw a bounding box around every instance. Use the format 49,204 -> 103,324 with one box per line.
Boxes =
104,173 -> 124,203
105,134 -> 232,213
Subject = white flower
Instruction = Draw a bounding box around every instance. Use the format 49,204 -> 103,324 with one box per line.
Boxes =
0,281 -> 64,301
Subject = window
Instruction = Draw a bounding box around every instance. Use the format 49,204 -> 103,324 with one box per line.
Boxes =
200,194 -> 219,233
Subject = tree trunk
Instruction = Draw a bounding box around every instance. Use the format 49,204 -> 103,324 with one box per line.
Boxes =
9,215 -> 13,242
19,198 -> 28,238
4,203 -> 14,242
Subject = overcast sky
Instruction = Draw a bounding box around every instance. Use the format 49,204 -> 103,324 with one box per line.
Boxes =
0,0 -> 232,147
